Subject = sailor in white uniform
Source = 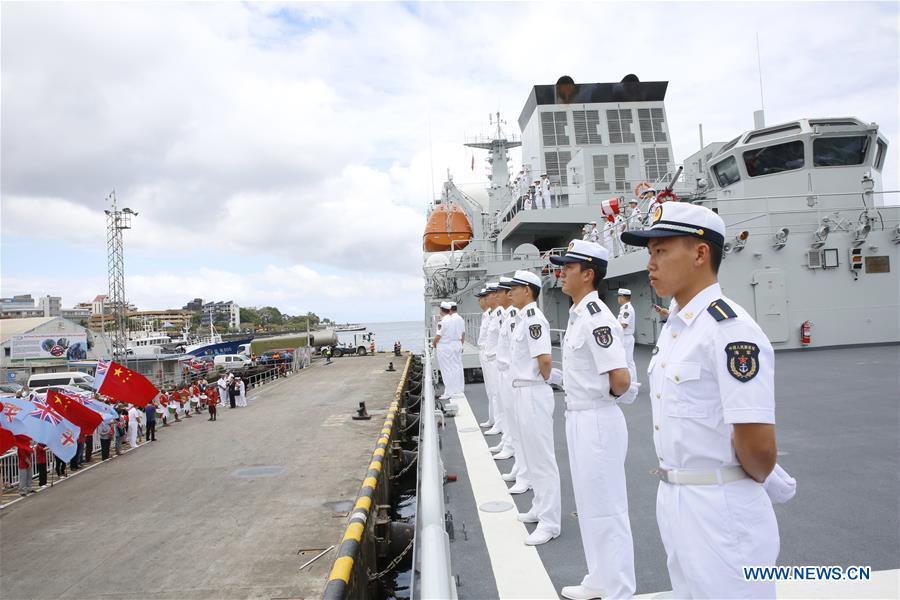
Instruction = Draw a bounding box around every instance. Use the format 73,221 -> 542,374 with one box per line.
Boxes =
626,198 -> 642,230
475,288 -> 495,428
448,302 -> 466,397
617,288 -> 637,382
588,221 -> 600,243
482,283 -> 504,437
432,302 -> 461,400
551,240 -> 638,600
622,202 -> 782,599
508,269 -> 562,545
540,173 -> 552,209
493,277 -> 530,491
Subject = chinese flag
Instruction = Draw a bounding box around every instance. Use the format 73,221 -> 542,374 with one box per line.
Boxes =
97,361 -> 159,407
47,390 -> 104,435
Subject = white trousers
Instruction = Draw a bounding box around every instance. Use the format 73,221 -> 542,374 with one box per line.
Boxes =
565,404 -> 635,598
541,191 -> 551,209
237,392 -> 246,407
497,367 -> 527,482
657,478 -> 779,599
480,353 -> 498,425
515,384 -> 561,533
623,334 -> 636,382
128,423 -> 138,448
436,343 -> 463,396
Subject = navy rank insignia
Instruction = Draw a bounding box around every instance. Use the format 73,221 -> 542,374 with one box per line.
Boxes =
529,324 -> 542,339
527,308 -> 535,317
587,301 -> 601,315
725,341 -> 760,382
708,300 -> 737,322
593,326 -> 612,348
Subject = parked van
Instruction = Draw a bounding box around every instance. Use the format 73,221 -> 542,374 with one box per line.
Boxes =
27,371 -> 96,391
213,354 -> 251,371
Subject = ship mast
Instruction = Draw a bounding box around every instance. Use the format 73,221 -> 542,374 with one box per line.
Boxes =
465,112 -> 521,215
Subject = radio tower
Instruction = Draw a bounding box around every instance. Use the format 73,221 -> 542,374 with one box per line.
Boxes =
104,191 -> 138,361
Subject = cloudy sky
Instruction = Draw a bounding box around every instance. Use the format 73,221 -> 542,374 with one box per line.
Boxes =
2,2 -> 897,323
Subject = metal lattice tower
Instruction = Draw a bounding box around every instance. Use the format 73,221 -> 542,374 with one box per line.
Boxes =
104,191 -> 138,360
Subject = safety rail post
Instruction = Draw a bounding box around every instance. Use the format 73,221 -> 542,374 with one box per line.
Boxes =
323,354 -> 413,600
415,349 -> 457,599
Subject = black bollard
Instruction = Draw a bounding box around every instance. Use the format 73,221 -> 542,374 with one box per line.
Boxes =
386,362 -> 396,372
352,401 -> 371,420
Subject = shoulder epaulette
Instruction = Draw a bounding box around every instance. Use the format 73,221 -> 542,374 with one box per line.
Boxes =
707,299 -> 737,322
586,301 -> 601,315
526,308 -> 535,317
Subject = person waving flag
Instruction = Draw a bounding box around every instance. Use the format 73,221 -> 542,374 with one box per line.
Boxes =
47,390 -> 104,436
0,395 -> 80,461
94,360 -> 159,407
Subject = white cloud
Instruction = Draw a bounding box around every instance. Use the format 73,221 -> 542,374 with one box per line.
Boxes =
2,2 -> 897,319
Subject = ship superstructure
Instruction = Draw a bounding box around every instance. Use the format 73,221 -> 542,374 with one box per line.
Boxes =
423,76 -> 899,360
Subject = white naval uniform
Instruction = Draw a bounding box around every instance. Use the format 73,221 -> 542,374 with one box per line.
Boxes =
627,207 -> 642,230
601,222 -> 616,256
435,315 -> 463,396
451,312 -> 466,395
541,178 -> 551,208
563,291 -> 635,598
127,406 -> 141,447
496,306 -> 529,484
510,302 -> 561,534
618,300 -> 636,382
650,283 -> 778,599
589,227 -> 600,243
484,308 -> 503,433
477,309 -> 496,425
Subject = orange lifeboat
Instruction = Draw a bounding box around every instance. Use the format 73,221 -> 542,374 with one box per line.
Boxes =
423,203 -> 473,252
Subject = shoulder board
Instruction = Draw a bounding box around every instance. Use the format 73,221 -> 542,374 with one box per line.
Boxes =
526,308 -> 535,317
586,301 -> 601,315
707,299 -> 737,322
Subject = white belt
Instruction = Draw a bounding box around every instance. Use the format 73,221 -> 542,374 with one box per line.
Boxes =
512,378 -> 547,388
657,465 -> 748,485
565,400 -> 617,412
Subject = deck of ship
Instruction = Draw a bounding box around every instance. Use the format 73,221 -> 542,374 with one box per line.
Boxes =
440,344 -> 900,598
0,356 -> 403,599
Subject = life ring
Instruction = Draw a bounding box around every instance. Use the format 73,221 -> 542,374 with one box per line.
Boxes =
634,181 -> 653,197
656,189 -> 677,203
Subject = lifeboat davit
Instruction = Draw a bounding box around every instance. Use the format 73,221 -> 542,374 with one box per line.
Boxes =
423,203 -> 473,252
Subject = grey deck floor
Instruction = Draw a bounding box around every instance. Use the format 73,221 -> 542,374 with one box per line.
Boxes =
443,344 -> 900,597
0,356 -> 403,600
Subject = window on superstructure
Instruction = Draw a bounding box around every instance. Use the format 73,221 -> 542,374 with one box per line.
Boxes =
541,111 -> 569,146
614,154 -> 630,192
545,151 -> 572,186
642,147 -> 670,180
712,156 -> 740,187
813,136 -> 869,167
638,108 -> 667,143
573,110 -> 603,145
592,155 -> 610,192
874,139 -> 887,171
606,109 -> 635,143
743,141 -> 805,177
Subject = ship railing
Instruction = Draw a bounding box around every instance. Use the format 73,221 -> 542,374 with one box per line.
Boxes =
413,347 -> 457,599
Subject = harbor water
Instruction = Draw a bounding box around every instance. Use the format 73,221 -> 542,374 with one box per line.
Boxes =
337,321 -> 424,354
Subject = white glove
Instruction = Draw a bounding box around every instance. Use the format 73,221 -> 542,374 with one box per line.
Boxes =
763,463 -> 796,504
616,382 -> 641,405
546,368 -> 563,387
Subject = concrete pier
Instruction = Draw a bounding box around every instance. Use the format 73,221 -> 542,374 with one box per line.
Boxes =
0,356 -> 404,599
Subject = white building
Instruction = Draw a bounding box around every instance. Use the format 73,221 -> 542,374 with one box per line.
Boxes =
38,295 -> 62,317
201,301 -> 240,331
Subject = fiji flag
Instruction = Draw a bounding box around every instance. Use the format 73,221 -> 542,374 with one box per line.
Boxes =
0,395 -> 80,461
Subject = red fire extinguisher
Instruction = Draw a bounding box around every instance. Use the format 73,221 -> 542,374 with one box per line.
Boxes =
801,321 -> 812,347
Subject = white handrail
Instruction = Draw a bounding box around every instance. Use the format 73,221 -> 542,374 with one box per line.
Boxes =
415,349 -> 457,599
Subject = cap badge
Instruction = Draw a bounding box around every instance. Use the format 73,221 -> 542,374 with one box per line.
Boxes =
567,241 -> 575,251
652,205 -> 663,224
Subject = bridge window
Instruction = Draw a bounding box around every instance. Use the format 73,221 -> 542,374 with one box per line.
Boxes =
592,155 -> 610,192
614,154 -> 630,192
573,110 -> 603,145
642,147 -> 670,180
712,156 -> 740,187
607,109 -> 635,143
874,139 -> 887,171
638,108 -> 667,142
541,111 -> 569,146
743,140 -> 805,177
813,136 -> 869,167
545,150 -> 572,185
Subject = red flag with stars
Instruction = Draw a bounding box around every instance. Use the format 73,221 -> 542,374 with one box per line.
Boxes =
94,360 -> 159,407
47,390 -> 104,435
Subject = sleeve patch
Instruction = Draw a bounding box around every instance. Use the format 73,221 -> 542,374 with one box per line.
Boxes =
529,324 -> 542,339
593,326 -> 612,348
509,309 -> 517,317
725,341 -> 760,382
526,308 -> 535,317
587,301 -> 601,315
623,311 -> 630,318
437,323 -> 441,331
708,300 -> 737,321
